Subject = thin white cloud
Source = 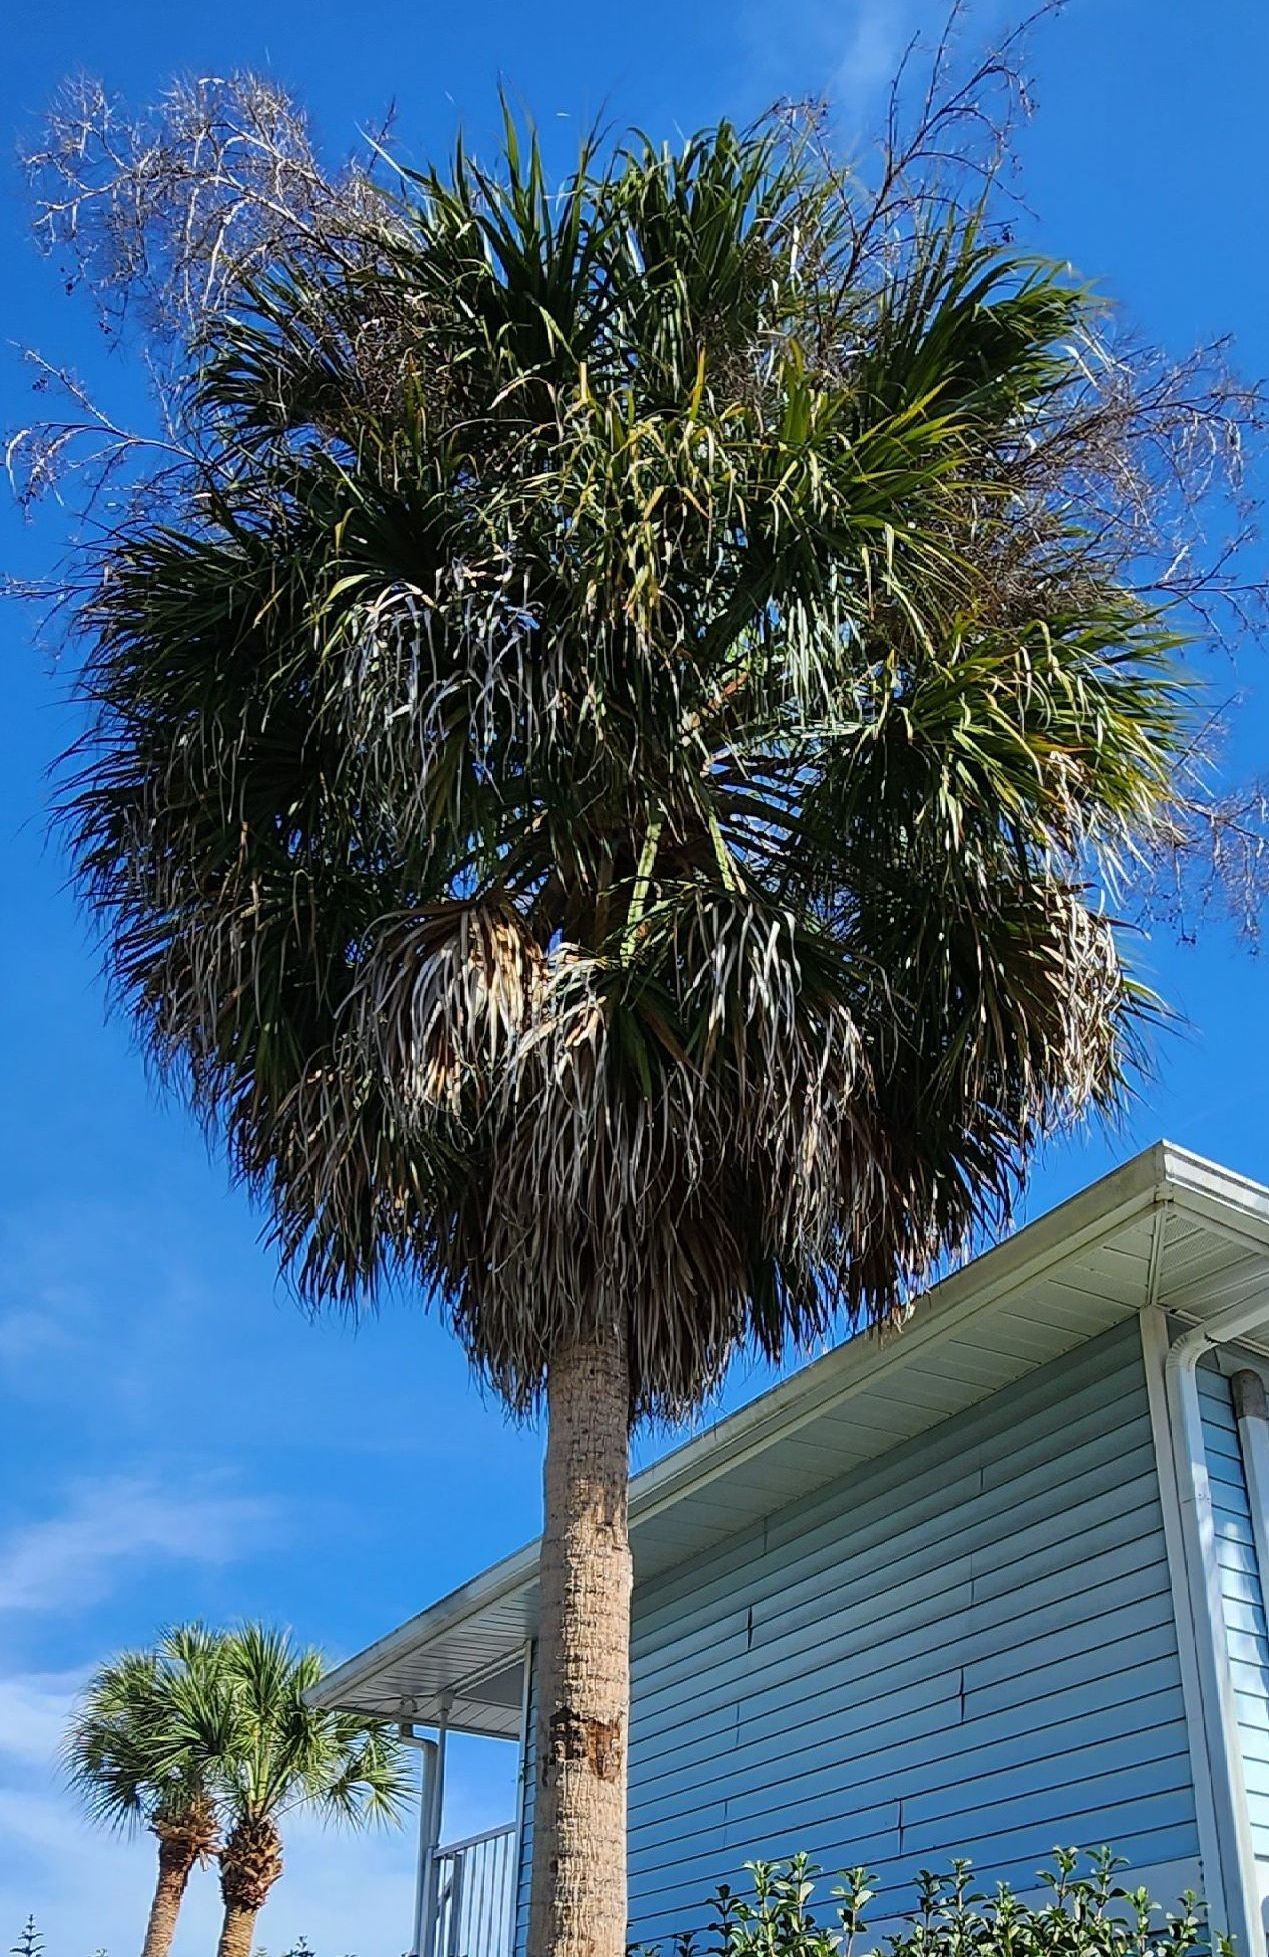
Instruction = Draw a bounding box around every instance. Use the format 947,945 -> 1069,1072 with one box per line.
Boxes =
0,1478 -> 275,1616
0,1678 -> 516,1952
836,0 -> 915,110
0,1307 -> 79,1369
0,1786 -> 228,1953
737,0 -> 918,115
0,1670 -> 87,1767
0,1783 -> 419,1957
737,0 -> 1026,132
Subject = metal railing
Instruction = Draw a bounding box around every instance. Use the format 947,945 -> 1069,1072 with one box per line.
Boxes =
431,1822 -> 518,1957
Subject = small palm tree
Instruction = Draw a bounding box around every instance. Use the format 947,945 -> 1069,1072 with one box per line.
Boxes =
185,1625 -> 412,1957
64,1624 -> 225,1957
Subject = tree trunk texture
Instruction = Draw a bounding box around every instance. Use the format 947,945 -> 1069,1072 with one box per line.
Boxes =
527,1326 -> 633,1957
217,1814 -> 283,1957
139,1838 -> 195,1957
215,1906 -> 259,1957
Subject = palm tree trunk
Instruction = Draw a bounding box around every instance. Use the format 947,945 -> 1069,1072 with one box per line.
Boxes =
140,1838 -> 195,1957
527,1324 -> 633,1957
217,1815 -> 283,1957
215,1906 -> 259,1957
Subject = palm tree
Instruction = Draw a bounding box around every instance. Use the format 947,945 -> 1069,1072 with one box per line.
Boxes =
186,1624 -> 412,1957
59,115 -> 1199,1957
64,1625 -> 225,1957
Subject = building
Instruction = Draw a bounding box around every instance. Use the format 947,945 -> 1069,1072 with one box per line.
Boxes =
310,1142 -> 1269,1955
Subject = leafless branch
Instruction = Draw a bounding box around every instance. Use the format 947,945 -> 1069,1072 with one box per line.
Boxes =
24,71 -> 392,340
9,11 -> 1268,942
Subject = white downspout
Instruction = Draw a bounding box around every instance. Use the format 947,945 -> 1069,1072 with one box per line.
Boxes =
406,1736 -> 439,1957
418,1697 -> 451,1957
1232,1370 -> 1269,1632
395,1700 -> 452,1957
1166,1299 -> 1269,1957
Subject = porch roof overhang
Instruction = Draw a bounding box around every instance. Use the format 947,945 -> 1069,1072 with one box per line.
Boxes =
309,1140 -> 1269,1738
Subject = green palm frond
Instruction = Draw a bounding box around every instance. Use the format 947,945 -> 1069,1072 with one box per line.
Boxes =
66,1620 -> 411,1870
194,1624 -> 412,1831
63,1624 -> 231,1836
62,114 -> 1192,1417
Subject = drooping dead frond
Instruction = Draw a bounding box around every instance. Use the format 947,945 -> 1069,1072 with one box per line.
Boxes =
26,45 -> 1263,1417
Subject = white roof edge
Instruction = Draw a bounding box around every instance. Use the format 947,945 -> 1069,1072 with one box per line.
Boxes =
311,1139 -> 1269,1711
312,1539 -> 543,1711
1157,1139 -> 1269,1244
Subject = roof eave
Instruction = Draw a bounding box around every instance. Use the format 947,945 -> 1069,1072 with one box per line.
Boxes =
310,1140 -> 1269,1717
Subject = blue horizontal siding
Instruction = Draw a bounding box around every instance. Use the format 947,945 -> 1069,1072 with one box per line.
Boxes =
622,1321 -> 1195,1950
512,1322 -> 1199,1956
1197,1367 -> 1269,1865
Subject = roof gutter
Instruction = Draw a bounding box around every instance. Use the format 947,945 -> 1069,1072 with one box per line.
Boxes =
312,1146 -> 1179,1716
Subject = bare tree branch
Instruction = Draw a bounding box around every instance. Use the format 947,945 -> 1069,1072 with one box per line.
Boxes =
9,9 -> 1268,938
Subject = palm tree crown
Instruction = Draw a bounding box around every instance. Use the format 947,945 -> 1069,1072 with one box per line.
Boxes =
183,1624 -> 411,1957
66,1622 -> 409,1957
63,117 -> 1186,1418
188,1622 -> 412,1833
64,1624 -> 226,1957
65,1623 -> 226,1839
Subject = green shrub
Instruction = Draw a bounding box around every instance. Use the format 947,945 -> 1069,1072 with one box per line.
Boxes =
631,1849 -> 1233,1957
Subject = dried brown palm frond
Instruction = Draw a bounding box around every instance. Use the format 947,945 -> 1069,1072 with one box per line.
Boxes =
23,43 -> 1267,1957
46,101 -> 1224,1417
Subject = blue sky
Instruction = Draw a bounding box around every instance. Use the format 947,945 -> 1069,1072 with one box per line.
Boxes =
2,0 -> 1269,1950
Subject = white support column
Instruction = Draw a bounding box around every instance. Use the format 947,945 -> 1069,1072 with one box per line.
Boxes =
419,1701 -> 451,1957
411,1738 -> 439,1957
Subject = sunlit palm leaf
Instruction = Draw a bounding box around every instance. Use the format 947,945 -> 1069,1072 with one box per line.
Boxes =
62,118 -> 1188,1417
